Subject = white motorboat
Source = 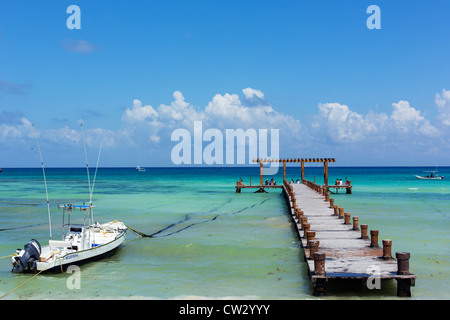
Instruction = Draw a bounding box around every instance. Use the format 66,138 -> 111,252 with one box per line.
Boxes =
136,166 -> 146,172
11,123 -> 127,273
415,170 -> 444,180
11,204 -> 127,273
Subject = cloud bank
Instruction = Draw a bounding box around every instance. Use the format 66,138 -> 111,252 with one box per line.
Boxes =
1,87 -> 449,166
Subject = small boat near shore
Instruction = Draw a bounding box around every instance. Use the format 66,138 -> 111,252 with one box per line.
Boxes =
11,123 -> 127,274
415,170 -> 444,180
11,204 -> 127,273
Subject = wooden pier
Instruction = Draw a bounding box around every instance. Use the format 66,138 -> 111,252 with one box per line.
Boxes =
235,158 -> 352,194
235,158 -> 416,297
283,179 -> 416,297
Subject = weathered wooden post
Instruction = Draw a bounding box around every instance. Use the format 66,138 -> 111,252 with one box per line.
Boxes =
300,217 -> 307,230
259,161 -> 263,186
382,239 -> 393,259
296,209 -> 303,220
301,160 -> 305,183
313,252 -> 326,275
346,180 -> 352,194
396,252 -> 414,297
329,198 -> 334,208
352,216 -> 359,230
312,252 -> 327,296
338,208 -> 344,219
333,205 -> 339,216
309,240 -> 320,259
303,223 -> 310,238
344,212 -> 351,225
306,231 -> 316,245
360,224 -> 369,239
396,252 -> 411,275
323,160 -> 329,186
370,230 -> 379,248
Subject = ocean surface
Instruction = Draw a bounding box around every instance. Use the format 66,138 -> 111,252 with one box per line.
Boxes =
0,166 -> 449,300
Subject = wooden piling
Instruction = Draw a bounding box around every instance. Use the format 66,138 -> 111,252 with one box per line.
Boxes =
370,230 -> 379,248
382,239 -> 393,259
344,212 -> 351,225
306,231 -> 316,245
396,252 -> 411,275
300,217 -> 308,230
338,208 -> 344,219
352,216 -> 359,230
360,224 -> 369,239
309,240 -> 320,259
396,252 -> 414,297
303,223 -> 310,237
313,252 -> 326,276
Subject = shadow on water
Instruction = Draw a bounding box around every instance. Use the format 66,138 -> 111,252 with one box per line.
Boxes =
127,193 -> 281,238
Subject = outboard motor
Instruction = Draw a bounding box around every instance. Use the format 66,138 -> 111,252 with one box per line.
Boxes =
12,239 -> 41,273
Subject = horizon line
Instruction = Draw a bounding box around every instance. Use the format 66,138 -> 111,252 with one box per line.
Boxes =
1,165 -> 449,169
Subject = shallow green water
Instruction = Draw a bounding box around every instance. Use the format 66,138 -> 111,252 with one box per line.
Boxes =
0,166 -> 448,299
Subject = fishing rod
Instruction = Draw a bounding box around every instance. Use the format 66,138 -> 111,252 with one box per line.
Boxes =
90,141 -> 103,207
32,124 -> 52,239
80,123 -> 92,204
80,123 -> 102,225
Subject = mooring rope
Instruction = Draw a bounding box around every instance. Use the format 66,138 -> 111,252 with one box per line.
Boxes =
0,254 -> 15,260
0,263 -> 52,300
126,196 -> 274,239
0,223 -> 47,232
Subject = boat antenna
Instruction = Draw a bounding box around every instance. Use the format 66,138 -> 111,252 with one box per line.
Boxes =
32,124 -> 52,239
80,123 -> 92,203
90,141 -> 103,207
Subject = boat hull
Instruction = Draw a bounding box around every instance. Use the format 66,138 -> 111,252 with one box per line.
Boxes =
415,175 -> 444,180
33,232 -> 125,274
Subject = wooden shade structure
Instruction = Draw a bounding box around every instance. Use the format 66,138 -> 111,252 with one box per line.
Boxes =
252,158 -> 336,186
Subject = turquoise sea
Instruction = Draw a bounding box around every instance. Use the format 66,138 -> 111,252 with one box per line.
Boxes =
0,166 -> 449,300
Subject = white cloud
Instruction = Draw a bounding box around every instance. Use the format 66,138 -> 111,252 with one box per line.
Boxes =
0,117 -> 34,142
158,90 -> 204,125
391,100 -> 423,123
313,99 -> 440,145
1,87 -> 448,166
122,99 -> 158,123
390,101 -> 439,137
243,88 -> 264,99
435,89 -> 450,125
122,88 -> 301,145
315,102 -> 387,143
205,93 -> 251,124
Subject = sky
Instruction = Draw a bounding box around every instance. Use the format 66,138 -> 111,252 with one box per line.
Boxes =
0,0 -> 449,168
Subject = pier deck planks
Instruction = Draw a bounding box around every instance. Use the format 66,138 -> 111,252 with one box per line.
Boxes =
284,183 -> 416,295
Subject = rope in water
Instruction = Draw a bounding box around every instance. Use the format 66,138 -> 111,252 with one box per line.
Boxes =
0,263 -> 53,300
0,254 -> 15,260
125,196 -> 275,239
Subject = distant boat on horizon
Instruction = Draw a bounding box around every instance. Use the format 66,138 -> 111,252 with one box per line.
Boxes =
136,166 -> 146,172
415,170 -> 444,180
